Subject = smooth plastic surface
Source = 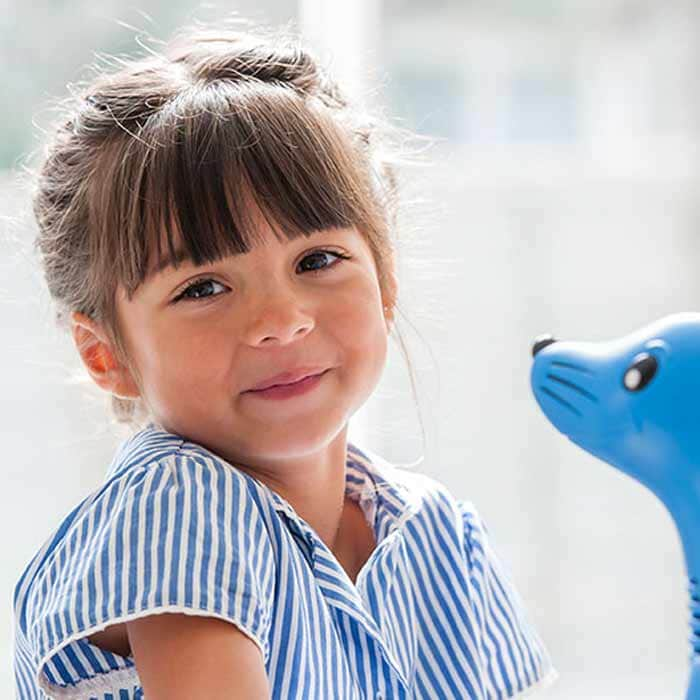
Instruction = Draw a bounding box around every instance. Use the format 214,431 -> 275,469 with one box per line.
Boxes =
530,312 -> 700,700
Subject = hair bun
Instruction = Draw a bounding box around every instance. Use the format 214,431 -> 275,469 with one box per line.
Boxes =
167,30 -> 328,98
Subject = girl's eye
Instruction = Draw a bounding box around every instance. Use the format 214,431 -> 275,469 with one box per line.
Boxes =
297,249 -> 351,274
171,249 -> 351,304
172,277 -> 228,304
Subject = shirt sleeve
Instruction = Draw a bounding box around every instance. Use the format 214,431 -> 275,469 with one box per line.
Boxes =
457,499 -> 559,699
27,451 -> 274,699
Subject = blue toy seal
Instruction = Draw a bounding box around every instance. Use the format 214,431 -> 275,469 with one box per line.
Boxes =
530,312 -> 700,698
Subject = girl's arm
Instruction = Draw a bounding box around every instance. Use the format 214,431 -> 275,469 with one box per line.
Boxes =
126,612 -> 271,699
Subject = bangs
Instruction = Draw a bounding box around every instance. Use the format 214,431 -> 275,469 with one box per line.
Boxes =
91,81 -> 376,299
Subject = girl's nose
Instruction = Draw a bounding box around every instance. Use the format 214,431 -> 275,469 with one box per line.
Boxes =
247,298 -> 315,346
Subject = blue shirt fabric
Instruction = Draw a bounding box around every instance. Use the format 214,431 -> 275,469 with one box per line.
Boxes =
13,421 -> 558,699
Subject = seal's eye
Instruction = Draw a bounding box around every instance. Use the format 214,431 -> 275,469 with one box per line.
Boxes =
623,352 -> 658,391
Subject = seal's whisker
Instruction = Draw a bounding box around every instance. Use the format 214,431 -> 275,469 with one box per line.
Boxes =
546,373 -> 598,403
538,386 -> 582,417
550,361 -> 595,375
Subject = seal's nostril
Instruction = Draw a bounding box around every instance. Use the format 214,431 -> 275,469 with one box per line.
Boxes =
532,335 -> 557,357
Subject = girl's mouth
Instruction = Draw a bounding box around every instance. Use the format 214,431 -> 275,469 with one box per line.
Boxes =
246,369 -> 329,400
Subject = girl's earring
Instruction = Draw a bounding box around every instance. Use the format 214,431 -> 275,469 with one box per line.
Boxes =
383,304 -> 394,326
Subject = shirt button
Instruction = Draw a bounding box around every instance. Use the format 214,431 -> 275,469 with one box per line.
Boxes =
376,694 -> 384,700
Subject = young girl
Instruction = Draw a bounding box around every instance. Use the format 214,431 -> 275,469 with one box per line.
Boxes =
12,16 -> 558,700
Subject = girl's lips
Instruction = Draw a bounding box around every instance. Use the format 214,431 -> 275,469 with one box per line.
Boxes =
245,369 -> 329,400
248,366 -> 329,392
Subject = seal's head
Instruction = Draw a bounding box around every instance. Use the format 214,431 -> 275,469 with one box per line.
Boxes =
530,312 -> 700,505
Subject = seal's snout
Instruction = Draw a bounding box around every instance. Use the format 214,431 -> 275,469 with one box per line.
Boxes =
532,334 -> 558,357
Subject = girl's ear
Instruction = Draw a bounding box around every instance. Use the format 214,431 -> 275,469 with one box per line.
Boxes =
70,311 -> 141,400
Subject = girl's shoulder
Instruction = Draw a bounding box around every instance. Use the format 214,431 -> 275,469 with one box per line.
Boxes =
13,423 -> 276,699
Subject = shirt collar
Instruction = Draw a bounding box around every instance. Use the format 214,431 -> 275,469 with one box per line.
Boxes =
116,422 -> 418,534
258,441 -> 422,554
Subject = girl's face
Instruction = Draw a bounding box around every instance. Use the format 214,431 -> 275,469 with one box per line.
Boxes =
115,223 -> 392,464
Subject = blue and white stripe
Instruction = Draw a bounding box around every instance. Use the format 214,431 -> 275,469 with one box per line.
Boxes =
12,422 -> 558,699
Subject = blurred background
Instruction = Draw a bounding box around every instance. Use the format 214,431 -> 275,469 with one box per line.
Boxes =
3,0 -> 699,697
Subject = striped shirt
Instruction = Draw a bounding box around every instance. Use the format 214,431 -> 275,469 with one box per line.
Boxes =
13,421 -> 558,699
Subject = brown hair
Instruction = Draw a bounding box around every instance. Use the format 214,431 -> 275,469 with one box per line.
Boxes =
28,15 -> 432,453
